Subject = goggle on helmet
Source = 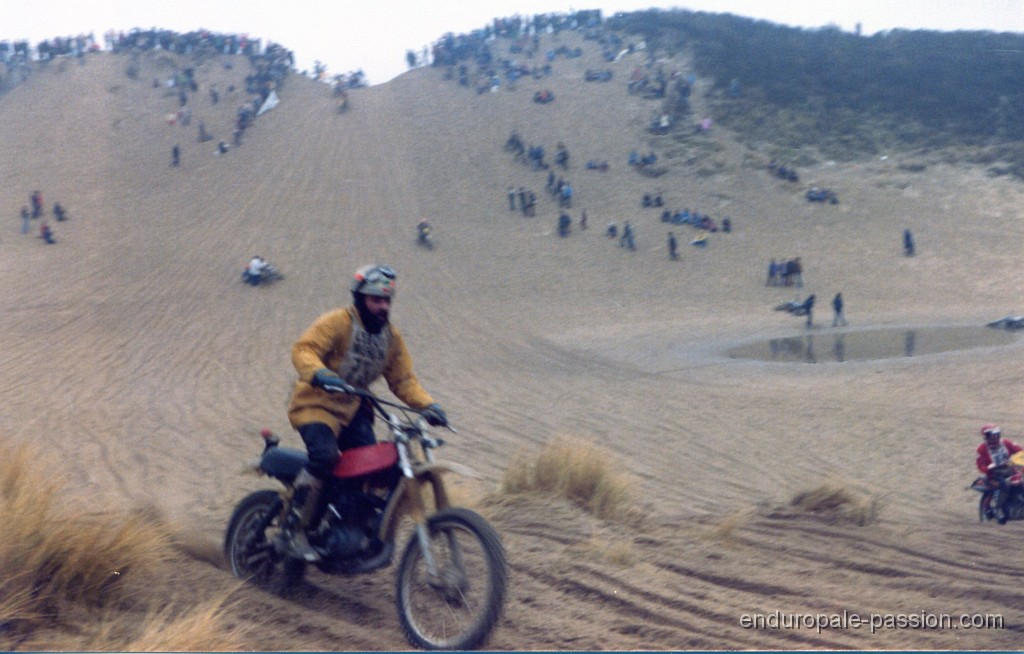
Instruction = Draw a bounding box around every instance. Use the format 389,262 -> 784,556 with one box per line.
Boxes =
350,264 -> 396,297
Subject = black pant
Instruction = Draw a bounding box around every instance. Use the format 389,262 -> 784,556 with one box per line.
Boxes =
298,398 -> 377,479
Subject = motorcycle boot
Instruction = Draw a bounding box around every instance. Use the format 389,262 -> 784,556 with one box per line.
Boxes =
995,490 -> 1010,525
281,468 -> 323,561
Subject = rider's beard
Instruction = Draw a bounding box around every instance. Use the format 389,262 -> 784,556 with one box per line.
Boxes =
353,294 -> 389,334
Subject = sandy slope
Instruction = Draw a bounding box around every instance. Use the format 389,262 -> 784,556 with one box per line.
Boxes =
2,31 -> 1024,650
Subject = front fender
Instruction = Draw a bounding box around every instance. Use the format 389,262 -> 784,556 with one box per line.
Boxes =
378,461 -> 479,543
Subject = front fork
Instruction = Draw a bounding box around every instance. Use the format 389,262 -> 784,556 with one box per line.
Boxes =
405,478 -> 440,579
396,431 -> 461,587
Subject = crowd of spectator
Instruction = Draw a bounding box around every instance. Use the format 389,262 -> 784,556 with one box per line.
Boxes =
1,28 -> 293,78
0,35 -> 99,64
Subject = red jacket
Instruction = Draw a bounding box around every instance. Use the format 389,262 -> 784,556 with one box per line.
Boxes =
976,438 -> 1023,474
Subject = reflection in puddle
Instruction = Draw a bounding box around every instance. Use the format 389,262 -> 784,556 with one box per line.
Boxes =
726,326 -> 1018,363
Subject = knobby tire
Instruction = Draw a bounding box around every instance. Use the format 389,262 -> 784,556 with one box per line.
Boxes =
224,489 -> 306,592
395,507 -> 507,650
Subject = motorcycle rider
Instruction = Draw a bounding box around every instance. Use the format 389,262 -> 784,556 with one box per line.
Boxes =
976,423 -> 1022,524
282,264 -> 448,560
245,255 -> 267,285
417,219 -> 432,245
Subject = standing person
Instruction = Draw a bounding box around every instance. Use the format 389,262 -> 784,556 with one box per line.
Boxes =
20,206 -> 30,234
557,212 -> 571,237
803,294 -> 815,328
976,424 -> 1022,524
171,144 -> 180,167
507,186 -> 516,211
903,228 -> 915,256
282,264 -> 448,560
667,231 -> 678,260
832,292 -> 848,327
792,257 -> 804,288
620,221 -> 635,250
31,191 -> 43,218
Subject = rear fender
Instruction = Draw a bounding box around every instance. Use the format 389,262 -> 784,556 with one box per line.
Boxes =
377,461 -> 479,543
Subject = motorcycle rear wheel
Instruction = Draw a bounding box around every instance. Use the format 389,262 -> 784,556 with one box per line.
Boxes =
395,507 -> 507,650
224,490 -> 306,590
979,492 -> 993,522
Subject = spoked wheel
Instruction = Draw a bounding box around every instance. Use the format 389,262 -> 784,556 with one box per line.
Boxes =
396,508 -> 507,650
224,490 -> 306,590
980,492 -> 993,522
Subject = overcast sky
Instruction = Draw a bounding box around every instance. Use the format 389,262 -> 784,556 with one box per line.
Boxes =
5,1 -> 1024,85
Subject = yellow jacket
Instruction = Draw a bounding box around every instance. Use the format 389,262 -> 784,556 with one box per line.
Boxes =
287,305 -> 434,435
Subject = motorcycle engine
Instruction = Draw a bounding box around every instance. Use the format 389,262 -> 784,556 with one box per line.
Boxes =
324,523 -> 369,559
321,487 -> 379,559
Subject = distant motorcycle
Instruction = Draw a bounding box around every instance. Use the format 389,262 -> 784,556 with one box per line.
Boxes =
242,264 -> 284,286
417,222 -> 433,250
970,452 -> 1024,523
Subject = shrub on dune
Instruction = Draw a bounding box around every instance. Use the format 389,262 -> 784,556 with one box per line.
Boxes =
500,435 -> 637,522
790,481 -> 882,526
0,442 -> 238,650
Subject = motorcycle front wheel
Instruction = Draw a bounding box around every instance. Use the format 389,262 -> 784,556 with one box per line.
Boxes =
224,489 -> 306,590
395,507 -> 507,650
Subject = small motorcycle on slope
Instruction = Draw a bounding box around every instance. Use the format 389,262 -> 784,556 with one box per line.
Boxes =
969,452 -> 1024,523
241,264 -> 285,286
417,220 -> 434,250
224,386 -> 507,650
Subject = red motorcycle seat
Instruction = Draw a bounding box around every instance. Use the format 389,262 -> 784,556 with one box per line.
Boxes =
333,442 -> 399,479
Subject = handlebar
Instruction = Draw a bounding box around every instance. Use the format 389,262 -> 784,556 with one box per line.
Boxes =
319,382 -> 456,433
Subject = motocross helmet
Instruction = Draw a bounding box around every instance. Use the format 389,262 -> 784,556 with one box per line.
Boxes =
350,264 -> 396,298
981,424 -> 1002,438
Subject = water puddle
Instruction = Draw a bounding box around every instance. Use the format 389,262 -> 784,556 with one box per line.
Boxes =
726,326 -> 1018,363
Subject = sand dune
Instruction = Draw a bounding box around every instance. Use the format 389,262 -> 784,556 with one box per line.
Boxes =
2,30 -> 1024,650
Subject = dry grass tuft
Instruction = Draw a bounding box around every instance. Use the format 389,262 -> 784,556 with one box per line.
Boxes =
575,535 -> 636,567
704,508 -> 754,544
26,590 -> 246,652
791,481 -> 882,526
499,435 -> 638,523
0,441 -> 237,650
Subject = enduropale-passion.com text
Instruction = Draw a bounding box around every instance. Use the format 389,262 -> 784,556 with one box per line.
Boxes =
740,610 -> 1003,635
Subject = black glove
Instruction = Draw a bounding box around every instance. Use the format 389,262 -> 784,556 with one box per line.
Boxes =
311,368 -> 353,393
421,403 -> 448,427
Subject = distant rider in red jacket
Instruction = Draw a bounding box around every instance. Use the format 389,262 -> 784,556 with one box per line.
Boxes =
976,424 -> 1022,524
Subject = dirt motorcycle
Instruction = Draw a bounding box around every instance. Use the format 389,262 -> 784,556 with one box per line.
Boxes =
417,223 -> 433,250
970,453 -> 1024,523
224,386 -> 507,650
241,264 -> 284,286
